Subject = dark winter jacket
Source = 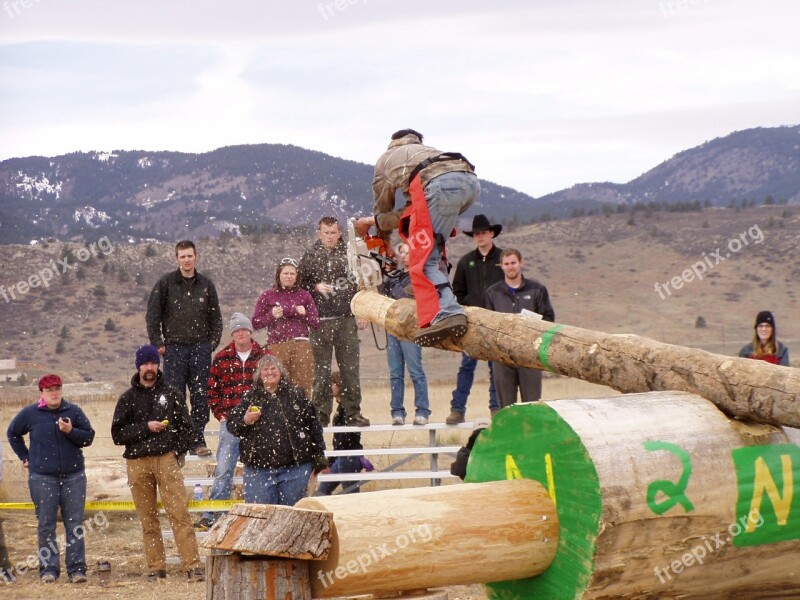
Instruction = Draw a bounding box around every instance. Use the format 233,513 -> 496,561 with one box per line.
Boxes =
208,340 -> 269,422
298,239 -> 357,319
7,400 -> 95,476
111,371 -> 195,459
452,245 -> 504,307
252,286 -> 320,343
738,341 -> 790,366
146,269 -> 223,348
383,269 -> 413,300
485,277 -> 555,322
330,403 -> 363,459
227,379 -> 326,470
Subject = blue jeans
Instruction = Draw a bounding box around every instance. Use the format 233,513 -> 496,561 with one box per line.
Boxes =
28,471 -> 87,578
163,341 -> 212,446
451,353 -> 498,414
422,172 -> 480,324
314,456 -> 364,496
243,463 -> 313,506
202,420 -> 239,522
386,334 -> 430,418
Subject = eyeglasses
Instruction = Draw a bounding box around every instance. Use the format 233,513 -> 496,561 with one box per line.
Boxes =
280,257 -> 299,268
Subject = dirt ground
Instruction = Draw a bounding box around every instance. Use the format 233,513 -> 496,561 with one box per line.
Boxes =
0,377 -> 615,599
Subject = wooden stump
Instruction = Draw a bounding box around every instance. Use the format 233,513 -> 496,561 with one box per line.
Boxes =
351,291 -> 800,428
207,553 -> 311,600
201,503 -> 332,559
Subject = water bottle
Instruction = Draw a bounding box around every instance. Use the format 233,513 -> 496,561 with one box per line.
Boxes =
194,483 -> 203,501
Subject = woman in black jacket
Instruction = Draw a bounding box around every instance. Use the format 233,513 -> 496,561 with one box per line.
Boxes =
227,354 -> 327,505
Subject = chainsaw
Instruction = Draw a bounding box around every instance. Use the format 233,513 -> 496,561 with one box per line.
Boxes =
346,217 -> 396,292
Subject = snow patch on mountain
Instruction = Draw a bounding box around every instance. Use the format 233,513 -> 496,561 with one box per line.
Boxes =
73,206 -> 111,227
14,172 -> 63,200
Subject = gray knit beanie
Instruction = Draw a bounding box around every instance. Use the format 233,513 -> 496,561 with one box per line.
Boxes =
230,312 -> 253,334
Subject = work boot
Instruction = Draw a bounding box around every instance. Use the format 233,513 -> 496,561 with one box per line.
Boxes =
345,413 -> 370,427
190,445 -> 213,457
187,567 -> 205,582
414,314 -> 468,347
445,410 -> 465,425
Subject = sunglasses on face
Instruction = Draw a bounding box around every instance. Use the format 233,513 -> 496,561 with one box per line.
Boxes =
280,257 -> 299,267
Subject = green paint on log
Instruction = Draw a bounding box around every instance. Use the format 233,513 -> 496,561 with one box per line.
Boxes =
466,403 -> 601,599
538,324 -> 564,372
732,443 -> 800,547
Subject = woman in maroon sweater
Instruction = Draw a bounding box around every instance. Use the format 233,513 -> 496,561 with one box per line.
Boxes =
252,258 -> 320,397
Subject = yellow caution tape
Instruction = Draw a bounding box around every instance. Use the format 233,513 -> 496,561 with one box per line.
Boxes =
0,499 -> 238,511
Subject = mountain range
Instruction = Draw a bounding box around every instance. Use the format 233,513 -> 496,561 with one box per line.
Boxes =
0,125 -> 797,245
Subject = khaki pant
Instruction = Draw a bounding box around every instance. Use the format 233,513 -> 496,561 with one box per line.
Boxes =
271,338 -> 314,399
126,453 -> 201,571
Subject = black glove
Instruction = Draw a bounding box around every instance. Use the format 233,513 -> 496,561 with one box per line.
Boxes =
313,455 -> 329,474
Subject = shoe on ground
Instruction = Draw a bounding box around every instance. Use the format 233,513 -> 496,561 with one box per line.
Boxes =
190,445 -> 213,457
40,573 -> 57,583
147,569 -> 167,580
391,415 -> 405,426
68,572 -> 87,583
445,410 -> 465,425
187,567 -> 205,582
195,517 -> 215,531
345,413 -> 370,427
413,415 -> 428,426
413,314 -> 468,347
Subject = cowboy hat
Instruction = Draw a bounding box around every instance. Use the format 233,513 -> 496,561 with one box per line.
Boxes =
464,214 -> 502,237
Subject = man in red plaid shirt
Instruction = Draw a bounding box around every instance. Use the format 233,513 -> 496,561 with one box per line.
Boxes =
198,313 -> 270,528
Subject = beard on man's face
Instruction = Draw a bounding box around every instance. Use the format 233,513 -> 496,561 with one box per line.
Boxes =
141,370 -> 157,382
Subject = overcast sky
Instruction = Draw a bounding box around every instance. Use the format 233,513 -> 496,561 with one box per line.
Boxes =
1,0 -> 798,197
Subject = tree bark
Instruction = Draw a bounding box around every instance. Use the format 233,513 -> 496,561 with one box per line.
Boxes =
201,503 -> 332,560
296,479 -> 558,598
207,554 -> 312,600
351,291 -> 800,428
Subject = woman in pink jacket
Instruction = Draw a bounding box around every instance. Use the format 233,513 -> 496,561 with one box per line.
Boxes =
253,257 -> 320,398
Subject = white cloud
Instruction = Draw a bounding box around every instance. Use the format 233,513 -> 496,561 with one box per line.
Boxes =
1,1 -> 798,196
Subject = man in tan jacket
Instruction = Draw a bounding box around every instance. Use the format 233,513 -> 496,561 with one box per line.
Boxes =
356,129 -> 480,346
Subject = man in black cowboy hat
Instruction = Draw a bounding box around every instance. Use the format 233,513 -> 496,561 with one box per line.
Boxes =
446,214 -> 505,424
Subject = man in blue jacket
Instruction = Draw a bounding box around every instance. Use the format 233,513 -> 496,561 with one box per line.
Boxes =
7,374 -> 95,584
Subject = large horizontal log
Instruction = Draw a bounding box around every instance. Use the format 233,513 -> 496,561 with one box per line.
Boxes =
351,291 -> 800,428
468,392 -> 800,599
296,479 -> 558,598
